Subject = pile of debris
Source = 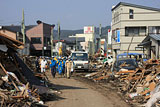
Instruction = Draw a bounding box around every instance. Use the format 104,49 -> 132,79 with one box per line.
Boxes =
0,33 -> 49,106
85,59 -> 160,106
23,56 -> 37,72
89,56 -> 113,72
113,59 -> 160,107
85,70 -> 110,82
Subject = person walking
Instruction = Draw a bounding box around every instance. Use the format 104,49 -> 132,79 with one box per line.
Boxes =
35,57 -> 40,72
58,58 -> 63,76
50,56 -> 57,78
62,57 -> 66,76
65,57 -> 74,79
40,58 -> 47,73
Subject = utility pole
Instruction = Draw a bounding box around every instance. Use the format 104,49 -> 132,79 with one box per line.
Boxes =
99,24 -> 102,55
92,26 -> 95,55
127,35 -> 134,57
89,38 -> 91,55
99,24 -> 102,36
76,37 -> 77,51
21,8 -> 25,45
106,34 -> 108,57
50,25 -> 55,57
58,22 -> 60,54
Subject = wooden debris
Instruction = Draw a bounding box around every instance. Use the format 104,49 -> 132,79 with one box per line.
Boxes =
0,34 -> 53,106
87,59 -> 160,106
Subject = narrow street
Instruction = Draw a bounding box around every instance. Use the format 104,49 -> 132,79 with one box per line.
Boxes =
46,72 -> 130,107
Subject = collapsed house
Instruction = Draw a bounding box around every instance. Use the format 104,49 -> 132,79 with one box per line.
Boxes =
0,33 -> 49,106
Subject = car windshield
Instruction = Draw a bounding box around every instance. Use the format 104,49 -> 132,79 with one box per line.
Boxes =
118,59 -> 136,67
72,53 -> 88,61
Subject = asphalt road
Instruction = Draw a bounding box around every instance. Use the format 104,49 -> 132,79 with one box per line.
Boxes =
46,72 -> 130,107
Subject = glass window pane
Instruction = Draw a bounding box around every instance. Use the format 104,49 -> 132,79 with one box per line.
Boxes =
129,9 -> 134,19
31,37 -> 42,44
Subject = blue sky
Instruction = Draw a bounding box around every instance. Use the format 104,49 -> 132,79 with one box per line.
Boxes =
0,0 -> 160,30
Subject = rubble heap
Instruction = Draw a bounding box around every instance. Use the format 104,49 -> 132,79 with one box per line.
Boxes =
86,59 -> 160,107
115,59 -> 160,107
0,33 -> 48,106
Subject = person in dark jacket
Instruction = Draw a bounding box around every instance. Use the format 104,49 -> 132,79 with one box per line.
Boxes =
35,57 -> 40,72
50,57 -> 57,78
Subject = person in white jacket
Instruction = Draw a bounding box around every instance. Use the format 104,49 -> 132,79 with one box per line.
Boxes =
40,58 -> 47,73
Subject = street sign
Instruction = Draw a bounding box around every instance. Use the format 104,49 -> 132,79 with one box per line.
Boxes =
116,30 -> 120,43
84,26 -> 94,34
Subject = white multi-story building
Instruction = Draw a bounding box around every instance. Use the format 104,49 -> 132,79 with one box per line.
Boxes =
111,2 -> 160,59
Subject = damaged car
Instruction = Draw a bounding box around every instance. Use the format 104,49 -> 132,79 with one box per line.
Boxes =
112,58 -> 138,72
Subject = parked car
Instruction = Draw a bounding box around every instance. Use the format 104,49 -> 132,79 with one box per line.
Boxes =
112,58 -> 138,72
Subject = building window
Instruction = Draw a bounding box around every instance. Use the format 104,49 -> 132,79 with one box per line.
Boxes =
44,37 -> 50,45
31,37 -> 42,44
125,27 -> 146,36
129,9 -> 134,19
148,26 -> 160,34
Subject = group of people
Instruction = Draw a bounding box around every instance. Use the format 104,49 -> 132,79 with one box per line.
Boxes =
35,56 -> 74,79
50,56 -> 74,79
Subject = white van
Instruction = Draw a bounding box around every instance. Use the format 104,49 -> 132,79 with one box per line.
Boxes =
71,51 -> 89,71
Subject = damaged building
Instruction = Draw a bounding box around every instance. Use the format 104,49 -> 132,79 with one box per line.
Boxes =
0,32 -> 50,106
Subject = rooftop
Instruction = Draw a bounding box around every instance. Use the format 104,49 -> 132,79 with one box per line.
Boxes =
138,34 -> 160,46
112,2 -> 160,12
1,25 -> 35,33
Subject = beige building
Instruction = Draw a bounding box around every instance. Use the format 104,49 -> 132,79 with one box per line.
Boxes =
75,26 -> 100,54
75,33 -> 95,53
76,33 -> 100,54
111,2 -> 160,59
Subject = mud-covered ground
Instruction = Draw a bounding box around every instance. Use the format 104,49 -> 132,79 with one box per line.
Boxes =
45,71 -> 132,107
73,72 -> 136,107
